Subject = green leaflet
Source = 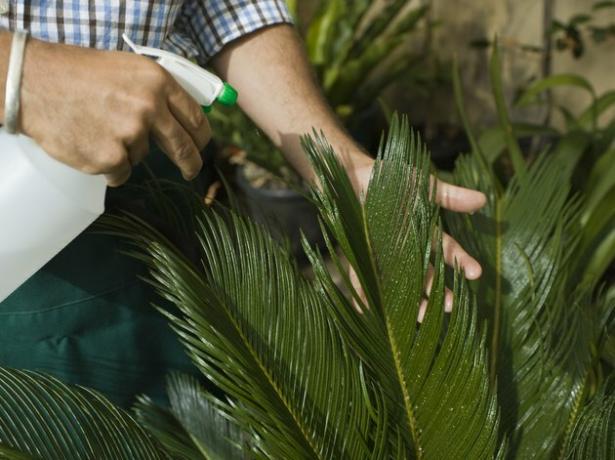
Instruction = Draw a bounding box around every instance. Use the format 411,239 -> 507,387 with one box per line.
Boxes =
0,368 -> 169,460
135,374 -> 243,460
561,384 -> 615,460
515,74 -> 595,108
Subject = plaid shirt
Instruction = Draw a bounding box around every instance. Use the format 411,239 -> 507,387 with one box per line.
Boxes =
0,1 -> 292,64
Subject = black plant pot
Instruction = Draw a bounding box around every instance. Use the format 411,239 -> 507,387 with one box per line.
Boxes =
235,166 -> 324,262
417,123 -> 470,171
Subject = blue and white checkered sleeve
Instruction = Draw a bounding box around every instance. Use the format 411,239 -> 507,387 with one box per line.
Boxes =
180,0 -> 293,64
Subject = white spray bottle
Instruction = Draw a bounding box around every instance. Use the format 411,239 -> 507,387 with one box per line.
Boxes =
0,34 -> 238,302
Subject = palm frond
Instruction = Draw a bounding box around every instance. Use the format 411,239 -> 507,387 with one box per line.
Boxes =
448,49 -> 596,458
302,115 -> 503,458
102,211 -> 377,458
561,382 -> 615,460
0,368 -> 168,460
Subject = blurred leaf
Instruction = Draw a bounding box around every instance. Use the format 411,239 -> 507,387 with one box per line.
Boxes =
306,0 -> 345,65
166,374 -> 244,460
593,0 -> 615,10
0,368 -> 169,460
350,0 -> 408,58
134,397 -> 205,460
579,90 -> 615,130
578,187 -> 615,285
469,37 -> 492,49
549,130 -> 590,183
570,14 -> 593,25
285,0 -> 298,20
582,149 -> 615,224
0,444 -> 35,460
477,123 -> 559,165
516,74 -> 595,108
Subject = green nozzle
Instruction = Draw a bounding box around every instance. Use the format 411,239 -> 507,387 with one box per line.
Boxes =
217,83 -> 238,106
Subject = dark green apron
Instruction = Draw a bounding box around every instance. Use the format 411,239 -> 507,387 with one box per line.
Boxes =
0,144 -> 211,407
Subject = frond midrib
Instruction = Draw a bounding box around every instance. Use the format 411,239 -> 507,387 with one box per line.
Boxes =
210,289 -> 325,460
490,200 -> 503,383
384,316 -> 423,459
362,205 -> 424,458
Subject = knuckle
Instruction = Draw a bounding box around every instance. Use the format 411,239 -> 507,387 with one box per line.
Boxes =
174,142 -> 197,162
145,60 -> 169,88
136,98 -> 158,119
189,108 -> 205,129
100,148 -> 126,171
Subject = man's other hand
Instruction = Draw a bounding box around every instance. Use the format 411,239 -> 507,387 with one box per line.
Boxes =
19,38 -> 211,186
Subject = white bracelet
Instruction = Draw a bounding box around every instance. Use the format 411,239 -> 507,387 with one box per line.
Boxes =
4,30 -> 28,134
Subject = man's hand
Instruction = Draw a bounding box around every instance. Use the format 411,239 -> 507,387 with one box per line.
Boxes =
350,157 -> 486,322
17,37 -> 210,186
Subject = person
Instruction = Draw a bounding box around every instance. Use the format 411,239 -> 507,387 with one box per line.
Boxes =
0,0 -> 486,407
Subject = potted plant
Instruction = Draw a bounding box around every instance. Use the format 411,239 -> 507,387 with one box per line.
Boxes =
1,99 -> 613,457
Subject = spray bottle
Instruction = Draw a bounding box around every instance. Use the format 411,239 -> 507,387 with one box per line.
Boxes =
0,34 -> 238,301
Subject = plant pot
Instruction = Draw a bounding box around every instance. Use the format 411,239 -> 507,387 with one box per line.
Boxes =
417,123 -> 469,171
235,166 -> 324,262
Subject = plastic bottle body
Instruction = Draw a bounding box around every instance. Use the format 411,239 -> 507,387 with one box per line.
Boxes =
0,130 -> 106,301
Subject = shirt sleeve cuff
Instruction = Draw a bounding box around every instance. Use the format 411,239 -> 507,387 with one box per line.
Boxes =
196,0 -> 293,63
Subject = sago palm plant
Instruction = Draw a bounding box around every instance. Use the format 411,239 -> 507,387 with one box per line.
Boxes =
0,54 -> 613,457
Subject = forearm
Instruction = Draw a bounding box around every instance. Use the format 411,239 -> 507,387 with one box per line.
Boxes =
212,24 -> 372,183
0,30 -> 12,121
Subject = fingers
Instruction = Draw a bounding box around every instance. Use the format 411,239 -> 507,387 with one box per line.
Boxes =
152,105 -> 203,180
418,265 -> 453,323
432,177 -> 487,213
442,232 -> 482,279
168,87 -> 212,151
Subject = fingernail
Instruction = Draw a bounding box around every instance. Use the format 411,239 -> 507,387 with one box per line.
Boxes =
417,300 -> 428,323
445,292 -> 453,311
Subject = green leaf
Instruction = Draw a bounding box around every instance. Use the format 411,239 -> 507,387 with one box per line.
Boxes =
579,90 -> 615,130
303,115 -> 503,458
101,210 -> 377,458
349,0 -> 409,58
0,368 -> 169,460
561,384 -> 615,459
593,0 -> 615,10
446,136 -> 592,457
570,14 -> 593,25
306,0 -> 345,65
516,74 -> 595,108
582,149 -> 615,224
166,374 -> 244,460
134,397 -> 205,460
577,187 -> 615,285
489,42 -> 527,181
477,123 -> 560,165
0,444 -> 35,460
